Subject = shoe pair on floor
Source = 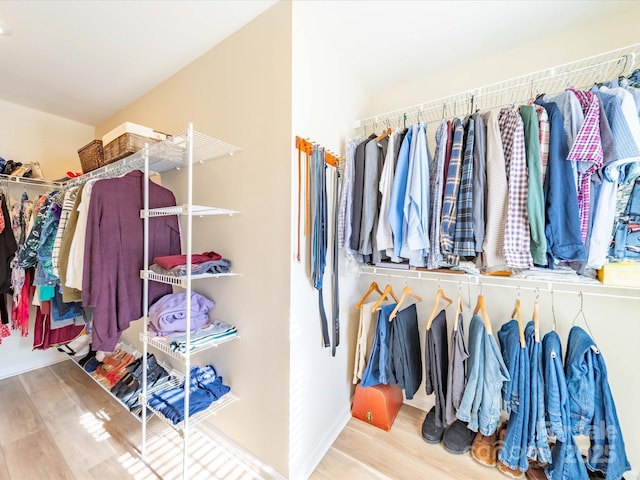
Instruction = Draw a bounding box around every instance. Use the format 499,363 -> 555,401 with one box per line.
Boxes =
471,423 -> 542,479
421,406 -> 475,454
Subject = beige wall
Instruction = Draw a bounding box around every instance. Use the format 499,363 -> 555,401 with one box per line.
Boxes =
96,2 -> 293,476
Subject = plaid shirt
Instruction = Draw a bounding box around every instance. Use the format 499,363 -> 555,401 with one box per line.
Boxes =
428,121 -> 448,268
454,117 -> 475,257
499,107 -> 532,268
567,88 -> 604,242
440,118 -> 464,255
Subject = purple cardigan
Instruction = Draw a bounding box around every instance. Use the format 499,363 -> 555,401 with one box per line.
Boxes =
82,170 -> 181,351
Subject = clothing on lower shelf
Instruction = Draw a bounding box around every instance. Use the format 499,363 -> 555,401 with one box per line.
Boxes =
147,365 -> 230,425
152,251 -> 222,269
165,320 -> 237,354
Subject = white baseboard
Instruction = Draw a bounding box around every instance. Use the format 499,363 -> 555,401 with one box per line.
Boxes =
297,407 -> 352,480
0,355 -> 68,380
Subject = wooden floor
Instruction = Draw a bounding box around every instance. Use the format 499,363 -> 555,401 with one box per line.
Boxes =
0,360 -> 276,480
311,406 -> 504,480
1,361 -> 503,480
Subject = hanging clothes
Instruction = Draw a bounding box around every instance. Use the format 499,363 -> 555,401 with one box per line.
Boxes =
390,303 -> 422,400
440,118 -> 464,256
82,170 -> 180,352
360,303 -> 396,388
471,113 -> 487,256
352,300 -> 377,384
453,117 -> 475,257
388,127 -> 413,260
565,326 -> 631,480
542,330 -> 588,480
427,121 -> 448,269
424,309 -> 448,427
444,312 -> 468,427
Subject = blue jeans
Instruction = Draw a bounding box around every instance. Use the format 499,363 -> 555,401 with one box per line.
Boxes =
566,327 -> 631,480
360,303 -> 396,387
498,320 -> 530,471
525,322 -> 551,464
458,316 -> 509,436
456,315 -> 485,432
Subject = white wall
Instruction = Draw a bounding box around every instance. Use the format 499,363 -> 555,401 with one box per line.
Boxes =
289,3 -> 369,478
0,99 -> 93,380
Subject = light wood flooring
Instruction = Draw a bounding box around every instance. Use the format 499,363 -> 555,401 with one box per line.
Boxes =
1,361 -> 504,480
311,406 -> 505,480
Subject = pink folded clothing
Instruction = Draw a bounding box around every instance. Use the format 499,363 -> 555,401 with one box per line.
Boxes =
152,251 -> 222,269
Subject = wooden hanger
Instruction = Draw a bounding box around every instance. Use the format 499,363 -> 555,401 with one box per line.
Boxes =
425,288 -> 452,330
355,281 -> 383,311
453,293 -> 463,332
375,127 -> 392,143
371,284 -> 399,313
473,294 -> 492,334
511,296 -> 525,348
389,284 -> 423,321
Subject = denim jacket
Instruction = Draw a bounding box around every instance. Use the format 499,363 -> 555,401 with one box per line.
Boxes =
543,331 -> 588,480
565,326 -> 631,480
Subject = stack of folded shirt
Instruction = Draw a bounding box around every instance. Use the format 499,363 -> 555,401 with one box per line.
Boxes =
167,320 -> 237,354
148,291 -> 214,337
150,251 -> 232,276
147,364 -> 230,425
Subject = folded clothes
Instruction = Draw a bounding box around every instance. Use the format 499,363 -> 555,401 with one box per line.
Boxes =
166,320 -> 238,353
152,251 -> 222,269
148,292 -> 214,337
147,365 -> 230,424
149,258 -> 232,277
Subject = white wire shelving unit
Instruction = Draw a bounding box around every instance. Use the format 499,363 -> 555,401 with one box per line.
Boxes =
136,123 -> 241,479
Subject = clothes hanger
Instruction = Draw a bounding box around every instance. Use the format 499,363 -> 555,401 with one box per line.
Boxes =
355,281 -> 384,311
572,291 -> 600,354
453,286 -> 463,332
533,288 -> 540,343
550,288 -> 557,332
389,284 -> 423,321
473,283 -> 492,334
425,286 -> 452,329
511,288 -> 525,347
371,283 -> 399,313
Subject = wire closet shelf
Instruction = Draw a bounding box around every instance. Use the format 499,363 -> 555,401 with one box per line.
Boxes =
355,43 -> 640,130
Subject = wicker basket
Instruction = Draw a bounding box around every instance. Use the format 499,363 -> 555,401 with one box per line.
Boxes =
103,133 -> 163,164
77,139 -> 105,173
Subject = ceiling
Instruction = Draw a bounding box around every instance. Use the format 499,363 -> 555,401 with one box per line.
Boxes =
0,1 -> 637,127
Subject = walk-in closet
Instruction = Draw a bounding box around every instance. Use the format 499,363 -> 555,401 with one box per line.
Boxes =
0,1 -> 639,480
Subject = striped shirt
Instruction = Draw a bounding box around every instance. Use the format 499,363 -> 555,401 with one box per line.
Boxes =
52,187 -> 78,278
535,105 -> 550,185
440,119 -> 464,255
499,107 -> 532,268
454,117 -> 475,257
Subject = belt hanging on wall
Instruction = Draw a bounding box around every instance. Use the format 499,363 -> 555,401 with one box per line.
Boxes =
295,136 -> 341,356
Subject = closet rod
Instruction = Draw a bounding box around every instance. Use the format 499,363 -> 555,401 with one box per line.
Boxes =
0,173 -> 65,189
361,267 -> 640,301
354,43 -> 640,129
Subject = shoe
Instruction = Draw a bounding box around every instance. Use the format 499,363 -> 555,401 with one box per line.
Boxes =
471,429 -> 499,467
421,406 -> 445,444
78,348 -> 97,367
525,460 -> 547,480
496,423 -> 525,479
84,357 -> 102,373
442,420 -> 475,454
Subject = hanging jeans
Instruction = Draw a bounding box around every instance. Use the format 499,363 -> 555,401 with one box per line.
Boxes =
360,303 -> 396,387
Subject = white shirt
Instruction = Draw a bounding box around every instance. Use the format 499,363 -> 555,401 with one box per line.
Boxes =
65,179 -> 98,290
376,130 -> 397,256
